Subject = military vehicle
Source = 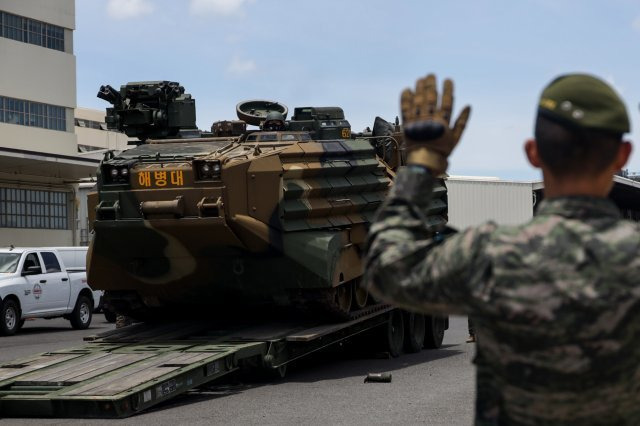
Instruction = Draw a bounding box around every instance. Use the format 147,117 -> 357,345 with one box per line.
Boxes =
88,81 -> 449,320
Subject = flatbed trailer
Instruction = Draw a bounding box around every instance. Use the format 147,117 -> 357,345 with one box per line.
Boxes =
0,305 -> 447,419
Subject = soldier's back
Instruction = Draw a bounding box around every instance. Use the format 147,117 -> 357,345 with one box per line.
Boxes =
474,196 -> 640,425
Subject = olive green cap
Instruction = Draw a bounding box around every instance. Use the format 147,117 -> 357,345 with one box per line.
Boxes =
538,73 -> 630,134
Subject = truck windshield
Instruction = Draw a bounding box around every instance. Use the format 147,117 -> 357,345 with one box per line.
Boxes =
0,253 -> 20,273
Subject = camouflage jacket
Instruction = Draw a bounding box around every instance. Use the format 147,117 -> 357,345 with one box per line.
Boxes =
365,166 -> 640,426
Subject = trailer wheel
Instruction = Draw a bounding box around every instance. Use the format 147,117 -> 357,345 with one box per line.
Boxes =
424,315 -> 446,349
0,299 -> 20,336
70,295 -> 93,330
384,310 -> 405,357
104,309 -> 117,323
404,312 -> 425,353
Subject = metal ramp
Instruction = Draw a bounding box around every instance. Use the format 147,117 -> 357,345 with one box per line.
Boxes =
0,339 -> 264,418
0,306 -> 392,418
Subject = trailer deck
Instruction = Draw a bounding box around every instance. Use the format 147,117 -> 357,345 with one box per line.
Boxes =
0,305 -> 394,418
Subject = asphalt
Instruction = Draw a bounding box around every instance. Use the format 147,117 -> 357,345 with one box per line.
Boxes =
0,315 -> 476,425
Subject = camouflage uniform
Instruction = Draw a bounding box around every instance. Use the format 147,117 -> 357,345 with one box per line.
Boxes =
365,167 -> 640,424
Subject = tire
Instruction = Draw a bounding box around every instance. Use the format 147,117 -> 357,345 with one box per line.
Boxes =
384,310 -> 405,357
0,299 -> 20,336
424,315 -> 446,349
104,309 -> 117,323
404,312 -> 426,353
70,295 -> 93,330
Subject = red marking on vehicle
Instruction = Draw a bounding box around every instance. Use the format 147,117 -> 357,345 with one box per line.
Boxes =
33,284 -> 43,299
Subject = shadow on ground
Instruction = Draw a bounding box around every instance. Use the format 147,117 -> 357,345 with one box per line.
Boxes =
142,339 -> 464,416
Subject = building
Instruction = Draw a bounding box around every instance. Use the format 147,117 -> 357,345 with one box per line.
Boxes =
447,175 -> 640,229
0,1 -> 127,246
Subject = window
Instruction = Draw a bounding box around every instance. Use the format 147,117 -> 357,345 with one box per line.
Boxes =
3,12 -> 24,42
22,253 -> 42,274
0,11 -> 65,52
48,105 -> 66,131
75,118 -> 107,130
259,134 -> 278,142
0,96 -> 67,132
5,98 -> 25,125
27,19 -> 43,46
29,102 -> 46,128
0,187 -> 69,230
41,252 -> 61,273
46,23 -> 64,51
0,253 -> 20,273
78,144 -> 104,153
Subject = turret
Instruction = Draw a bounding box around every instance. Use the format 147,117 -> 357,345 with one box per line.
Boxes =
97,81 -> 199,142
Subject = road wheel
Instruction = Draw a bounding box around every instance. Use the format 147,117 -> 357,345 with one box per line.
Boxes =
70,295 -> 93,330
384,310 -> 405,357
404,312 -> 425,353
352,280 -> 368,310
334,283 -> 352,315
104,309 -> 117,323
0,299 -> 20,336
424,315 -> 446,349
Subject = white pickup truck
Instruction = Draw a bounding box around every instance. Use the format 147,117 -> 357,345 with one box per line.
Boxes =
0,247 -> 101,336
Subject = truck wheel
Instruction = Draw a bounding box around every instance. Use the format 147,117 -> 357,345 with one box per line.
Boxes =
0,299 -> 20,336
70,295 -> 93,330
404,312 -> 425,353
384,310 -> 404,357
424,315 -> 446,349
104,309 -> 117,323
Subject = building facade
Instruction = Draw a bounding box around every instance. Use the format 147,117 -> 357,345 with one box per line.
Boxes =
0,1 -> 127,247
446,175 -> 640,230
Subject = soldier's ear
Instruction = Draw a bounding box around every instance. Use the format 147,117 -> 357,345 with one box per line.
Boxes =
524,139 -> 542,168
613,141 -> 632,170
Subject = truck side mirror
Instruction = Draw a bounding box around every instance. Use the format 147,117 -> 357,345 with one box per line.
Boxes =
22,265 -> 41,276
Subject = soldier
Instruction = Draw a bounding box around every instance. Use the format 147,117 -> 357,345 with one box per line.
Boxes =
365,73 -> 638,424
262,111 -> 286,131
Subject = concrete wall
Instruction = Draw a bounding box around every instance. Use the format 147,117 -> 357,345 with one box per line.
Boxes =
0,38 -> 76,108
0,228 -> 73,247
0,122 -> 77,156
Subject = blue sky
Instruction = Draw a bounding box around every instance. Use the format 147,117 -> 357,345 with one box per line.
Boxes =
76,0 -> 640,180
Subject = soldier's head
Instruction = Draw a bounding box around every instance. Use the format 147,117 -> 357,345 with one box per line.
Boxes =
262,112 -> 286,131
525,74 -> 631,182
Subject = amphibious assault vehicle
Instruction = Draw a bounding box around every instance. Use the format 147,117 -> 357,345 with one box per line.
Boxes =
88,81 -> 449,319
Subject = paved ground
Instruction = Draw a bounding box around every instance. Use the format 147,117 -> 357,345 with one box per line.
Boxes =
1,315 -> 476,425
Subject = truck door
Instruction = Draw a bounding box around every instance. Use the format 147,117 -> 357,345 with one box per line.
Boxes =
20,252 -> 48,315
38,251 -> 70,314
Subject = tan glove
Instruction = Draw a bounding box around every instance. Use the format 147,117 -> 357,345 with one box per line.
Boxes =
401,74 -> 471,175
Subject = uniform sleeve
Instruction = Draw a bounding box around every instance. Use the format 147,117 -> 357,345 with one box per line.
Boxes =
365,166 -> 497,315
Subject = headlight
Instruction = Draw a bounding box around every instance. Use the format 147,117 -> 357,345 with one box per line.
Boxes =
194,160 -> 221,181
103,165 -> 131,184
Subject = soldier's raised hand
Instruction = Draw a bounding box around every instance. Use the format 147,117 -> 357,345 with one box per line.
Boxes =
401,74 -> 471,175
